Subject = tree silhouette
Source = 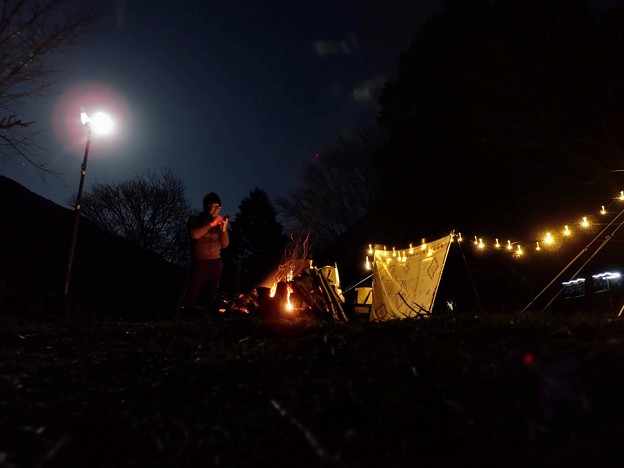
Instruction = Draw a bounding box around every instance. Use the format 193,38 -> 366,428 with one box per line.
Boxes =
376,0 -> 624,239
0,0 -> 102,171
224,188 -> 287,294
277,125 -> 382,255
76,167 -> 192,265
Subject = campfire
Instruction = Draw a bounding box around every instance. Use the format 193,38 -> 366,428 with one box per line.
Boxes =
227,259 -> 349,321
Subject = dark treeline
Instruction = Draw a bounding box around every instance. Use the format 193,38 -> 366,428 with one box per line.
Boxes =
374,0 -> 624,243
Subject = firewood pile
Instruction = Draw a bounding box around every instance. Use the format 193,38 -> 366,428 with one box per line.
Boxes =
226,264 -> 349,321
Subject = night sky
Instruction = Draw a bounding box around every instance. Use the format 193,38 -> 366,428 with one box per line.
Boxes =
2,0 -> 445,216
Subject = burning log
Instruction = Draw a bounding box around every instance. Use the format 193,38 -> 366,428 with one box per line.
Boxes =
223,263 -> 349,321
267,265 -> 348,321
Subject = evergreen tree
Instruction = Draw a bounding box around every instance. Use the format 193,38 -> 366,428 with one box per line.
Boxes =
223,188 -> 288,294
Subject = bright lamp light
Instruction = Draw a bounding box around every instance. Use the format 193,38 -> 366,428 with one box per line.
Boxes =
92,112 -> 114,135
81,110 -> 114,136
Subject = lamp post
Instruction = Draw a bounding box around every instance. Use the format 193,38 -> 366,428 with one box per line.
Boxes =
63,110 -> 92,298
63,110 -> 113,299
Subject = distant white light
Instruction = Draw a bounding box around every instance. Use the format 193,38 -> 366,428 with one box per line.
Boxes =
562,278 -> 585,286
592,272 -> 621,280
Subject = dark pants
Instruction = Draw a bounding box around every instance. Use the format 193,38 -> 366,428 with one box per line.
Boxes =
178,258 -> 224,311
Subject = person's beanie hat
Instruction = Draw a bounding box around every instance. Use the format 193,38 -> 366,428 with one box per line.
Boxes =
203,192 -> 221,207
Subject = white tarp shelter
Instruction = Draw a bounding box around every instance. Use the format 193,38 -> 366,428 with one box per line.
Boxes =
371,233 -> 453,320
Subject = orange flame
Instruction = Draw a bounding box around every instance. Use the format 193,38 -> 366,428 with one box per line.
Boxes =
285,284 -> 294,312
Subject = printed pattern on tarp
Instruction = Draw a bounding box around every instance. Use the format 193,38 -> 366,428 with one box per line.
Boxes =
371,233 -> 452,321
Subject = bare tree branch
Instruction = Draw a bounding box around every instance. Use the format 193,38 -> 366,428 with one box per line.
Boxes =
277,125 -> 383,252
75,167 -> 193,266
0,0 -> 103,171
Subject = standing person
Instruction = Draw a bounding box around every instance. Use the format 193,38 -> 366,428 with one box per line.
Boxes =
177,192 -> 229,318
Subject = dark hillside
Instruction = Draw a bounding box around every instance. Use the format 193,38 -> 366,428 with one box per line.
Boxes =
0,176 -> 186,319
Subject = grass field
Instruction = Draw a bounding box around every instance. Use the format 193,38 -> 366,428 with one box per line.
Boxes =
2,311 -> 624,467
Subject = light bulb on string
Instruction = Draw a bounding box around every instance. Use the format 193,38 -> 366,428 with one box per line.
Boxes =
495,238 -> 501,248
478,238 -> 484,250
368,244 -> 373,255
516,245 -> 523,257
601,205 -> 606,215
535,241 -> 541,251
620,191 -> 624,201
506,240 -> 512,250
365,256 -> 371,270
544,232 -> 554,245
409,243 -> 414,254
581,216 -> 589,228
563,225 -> 571,236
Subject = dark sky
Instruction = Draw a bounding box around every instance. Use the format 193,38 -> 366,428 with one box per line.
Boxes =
3,0 -> 445,216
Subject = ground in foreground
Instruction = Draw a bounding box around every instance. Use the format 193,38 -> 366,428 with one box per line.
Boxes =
1,312 -> 624,467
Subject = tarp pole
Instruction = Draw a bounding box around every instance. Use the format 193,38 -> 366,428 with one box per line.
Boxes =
522,205 -> 624,313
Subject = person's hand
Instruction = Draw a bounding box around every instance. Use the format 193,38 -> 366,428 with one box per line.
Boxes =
220,215 -> 229,232
206,215 -> 222,229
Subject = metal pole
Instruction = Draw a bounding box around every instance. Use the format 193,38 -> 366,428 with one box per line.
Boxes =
521,205 -> 624,313
539,215 -> 624,313
63,125 -> 92,297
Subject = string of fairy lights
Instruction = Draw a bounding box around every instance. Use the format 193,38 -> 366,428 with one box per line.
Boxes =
363,190 -> 624,269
